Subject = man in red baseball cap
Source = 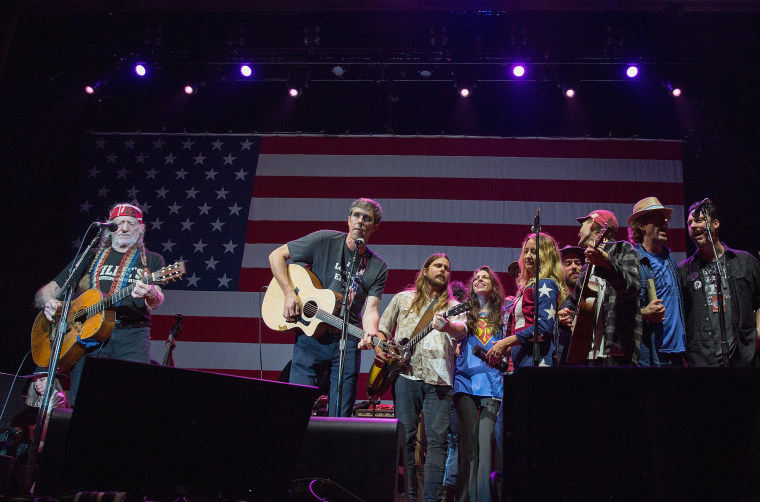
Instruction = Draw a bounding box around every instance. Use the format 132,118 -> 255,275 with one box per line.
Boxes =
557,209 -> 642,366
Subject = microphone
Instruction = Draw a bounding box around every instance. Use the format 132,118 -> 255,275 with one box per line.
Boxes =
531,208 -> 540,233
94,221 -> 118,231
354,238 -> 366,248
692,198 -> 711,219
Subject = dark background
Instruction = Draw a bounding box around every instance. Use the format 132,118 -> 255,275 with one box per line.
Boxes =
1,3 -> 758,375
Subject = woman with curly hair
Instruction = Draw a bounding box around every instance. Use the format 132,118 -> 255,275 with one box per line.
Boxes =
452,266 -> 506,501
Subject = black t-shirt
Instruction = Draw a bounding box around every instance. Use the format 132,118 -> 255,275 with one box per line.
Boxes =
54,247 -> 166,324
287,230 -> 388,327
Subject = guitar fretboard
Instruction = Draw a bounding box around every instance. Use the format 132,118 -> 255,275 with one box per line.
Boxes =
314,309 -> 393,353
76,276 -> 155,322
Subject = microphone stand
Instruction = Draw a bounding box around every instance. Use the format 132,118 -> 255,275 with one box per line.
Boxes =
25,226 -> 103,492
532,209 -> 541,367
702,210 -> 729,367
334,238 -> 362,417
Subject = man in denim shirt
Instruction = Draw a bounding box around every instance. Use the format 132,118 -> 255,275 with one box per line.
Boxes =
678,199 -> 760,366
628,197 -> 687,367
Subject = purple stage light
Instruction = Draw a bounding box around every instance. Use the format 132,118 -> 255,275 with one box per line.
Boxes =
626,66 -> 638,78
240,65 -> 252,77
289,87 -> 301,97
512,65 -> 525,78
184,85 -> 195,95
672,88 -> 682,97
459,87 -> 471,98
134,64 -> 147,77
565,88 -> 575,98
85,85 -> 95,95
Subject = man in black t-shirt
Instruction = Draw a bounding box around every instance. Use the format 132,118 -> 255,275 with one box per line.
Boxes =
268,198 -> 387,417
35,202 -> 166,405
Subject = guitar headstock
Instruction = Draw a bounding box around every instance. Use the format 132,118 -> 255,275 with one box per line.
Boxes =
152,261 -> 187,285
445,299 -> 474,318
595,218 -> 616,247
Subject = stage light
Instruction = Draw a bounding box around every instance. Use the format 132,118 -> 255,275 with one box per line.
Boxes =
512,65 -> 526,78
459,87 -> 471,98
240,65 -> 253,78
671,87 -> 682,97
85,85 -> 95,94
419,69 -> 432,78
184,84 -> 196,95
565,88 -> 575,98
286,68 -> 309,97
134,64 -> 147,77
626,65 -> 638,78
331,66 -> 345,78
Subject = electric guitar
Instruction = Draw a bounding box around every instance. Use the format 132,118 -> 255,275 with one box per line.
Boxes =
366,299 -> 473,397
261,264 -> 408,361
565,220 -> 615,365
31,262 -> 186,370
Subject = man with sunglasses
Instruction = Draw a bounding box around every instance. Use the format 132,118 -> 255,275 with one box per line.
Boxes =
627,197 -> 687,367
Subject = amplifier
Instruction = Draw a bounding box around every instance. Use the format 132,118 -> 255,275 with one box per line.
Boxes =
355,404 -> 395,418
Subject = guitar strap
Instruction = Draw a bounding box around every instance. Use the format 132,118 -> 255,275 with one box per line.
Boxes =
411,296 -> 439,337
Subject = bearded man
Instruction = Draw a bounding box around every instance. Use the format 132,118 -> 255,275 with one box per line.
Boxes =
35,202 -> 165,405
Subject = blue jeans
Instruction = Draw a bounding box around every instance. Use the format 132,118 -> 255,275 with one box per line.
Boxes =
290,333 -> 361,417
395,376 -> 452,502
443,400 -> 458,488
69,326 -> 151,406
639,332 -> 685,367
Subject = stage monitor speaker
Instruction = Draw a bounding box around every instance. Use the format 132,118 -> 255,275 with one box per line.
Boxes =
38,357 -> 317,500
503,367 -> 760,502
0,372 -> 32,429
292,417 -> 405,502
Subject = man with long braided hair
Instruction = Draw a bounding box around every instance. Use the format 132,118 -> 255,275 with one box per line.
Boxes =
35,202 -> 165,405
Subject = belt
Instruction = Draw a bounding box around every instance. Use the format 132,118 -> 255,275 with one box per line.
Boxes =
114,321 -> 152,329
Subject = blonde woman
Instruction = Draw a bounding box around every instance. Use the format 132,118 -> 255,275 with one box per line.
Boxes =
487,232 -> 566,368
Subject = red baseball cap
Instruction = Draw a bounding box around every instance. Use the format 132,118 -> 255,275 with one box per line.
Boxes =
576,209 -> 618,230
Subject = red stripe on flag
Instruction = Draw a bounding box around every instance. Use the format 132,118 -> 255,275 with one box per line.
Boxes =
259,136 -> 683,160
246,220 -> 687,250
243,268 -> 515,296
251,176 -> 685,203
151,315 -> 296,344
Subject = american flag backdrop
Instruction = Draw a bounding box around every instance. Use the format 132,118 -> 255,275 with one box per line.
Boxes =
74,133 -> 684,400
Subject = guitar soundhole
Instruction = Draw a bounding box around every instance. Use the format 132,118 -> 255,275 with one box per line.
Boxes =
302,301 -> 318,320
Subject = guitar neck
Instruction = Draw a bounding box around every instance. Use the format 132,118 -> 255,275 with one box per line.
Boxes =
408,323 -> 435,348
314,309 -> 392,352
86,276 -> 154,318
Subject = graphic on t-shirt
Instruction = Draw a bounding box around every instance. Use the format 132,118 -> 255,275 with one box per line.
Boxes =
475,318 -> 495,345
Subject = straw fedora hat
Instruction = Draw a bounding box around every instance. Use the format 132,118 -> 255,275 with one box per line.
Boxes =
627,197 -> 674,227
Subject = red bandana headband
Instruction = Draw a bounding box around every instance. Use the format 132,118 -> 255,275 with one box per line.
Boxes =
109,204 -> 143,223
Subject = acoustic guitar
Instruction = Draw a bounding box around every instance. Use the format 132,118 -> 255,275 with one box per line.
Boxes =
261,264 -> 408,361
31,262 -> 186,370
565,220 -> 615,365
366,299 -> 473,397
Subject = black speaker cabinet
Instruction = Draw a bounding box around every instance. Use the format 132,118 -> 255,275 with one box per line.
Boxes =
0,372 -> 32,429
293,417 -> 405,502
36,357 -> 317,500
503,367 -> 760,502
